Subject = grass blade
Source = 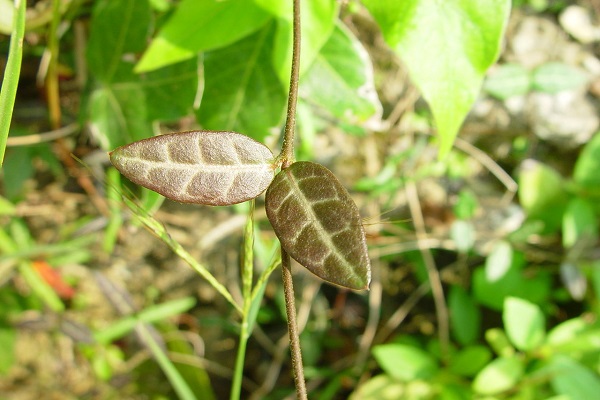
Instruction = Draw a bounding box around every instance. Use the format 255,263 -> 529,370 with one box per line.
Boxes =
0,0 -> 26,165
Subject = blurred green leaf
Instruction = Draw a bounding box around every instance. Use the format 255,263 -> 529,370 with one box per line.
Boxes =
272,1 -> 340,102
136,0 -> 270,72
86,0 -> 151,150
2,146 -> 34,200
560,262 -> 587,301
270,0 -> 338,85
546,317 -> 588,346
87,0 -> 151,82
372,343 -> 438,381
473,253 -> 551,310
453,189 -> 478,219
349,375 -> 405,400
562,197 -> 597,248
94,297 -> 196,344
362,0 -> 511,156
86,0 -> 199,150
449,285 -> 480,345
503,297 -> 545,351
518,159 -> 568,233
531,62 -> 588,94
198,23 -> 286,142
546,317 -> 600,354
437,384 -> 472,400
485,328 -> 515,357
548,355 -> 600,399
163,328 -> 216,400
0,327 -> 16,374
485,240 -> 513,282
574,132 -> 600,189
472,356 -> 524,395
0,196 -> 15,216
141,58 -> 199,122
449,345 -> 492,377
88,85 -> 151,150
301,23 -> 382,127
484,63 -> 531,99
450,220 -> 475,252
592,260 -> 600,302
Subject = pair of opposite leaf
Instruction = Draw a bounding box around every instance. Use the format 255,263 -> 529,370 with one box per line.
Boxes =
110,130 -> 370,290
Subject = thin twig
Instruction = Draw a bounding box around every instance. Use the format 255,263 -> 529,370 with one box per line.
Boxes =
6,122 -> 79,146
405,180 -> 450,362
354,134 -> 383,373
451,135 -> 518,204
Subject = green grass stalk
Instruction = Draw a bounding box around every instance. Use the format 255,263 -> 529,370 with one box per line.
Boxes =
137,323 -> 197,400
231,200 -> 255,400
0,0 -> 26,165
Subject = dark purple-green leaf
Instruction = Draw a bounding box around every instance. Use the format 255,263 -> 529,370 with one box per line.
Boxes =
110,131 -> 275,206
265,161 -> 371,290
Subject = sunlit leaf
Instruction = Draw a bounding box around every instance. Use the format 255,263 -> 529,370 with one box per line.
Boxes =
267,0 -> 339,84
472,356 -> 523,395
372,343 -> 438,381
136,0 -> 270,72
485,240 -> 513,282
518,159 -> 568,233
503,297 -> 545,351
198,23 -> 286,142
363,0 -> 510,157
110,131 -> 275,206
301,23 -> 382,127
265,161 -> 370,290
549,355 -> 600,399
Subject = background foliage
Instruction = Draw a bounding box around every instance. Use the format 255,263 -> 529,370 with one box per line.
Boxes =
1,0 -> 600,399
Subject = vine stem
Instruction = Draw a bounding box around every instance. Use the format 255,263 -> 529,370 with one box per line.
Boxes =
279,0 -> 307,398
280,0 -> 301,170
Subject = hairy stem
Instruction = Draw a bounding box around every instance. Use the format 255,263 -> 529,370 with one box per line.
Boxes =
281,250 -> 307,399
279,0 -> 307,398
279,0 -> 301,169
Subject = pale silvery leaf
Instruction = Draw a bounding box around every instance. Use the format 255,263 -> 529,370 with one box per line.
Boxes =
110,130 -> 275,205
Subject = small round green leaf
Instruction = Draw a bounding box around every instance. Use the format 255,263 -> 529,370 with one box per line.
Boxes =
110,130 -> 275,206
372,343 -> 438,381
265,161 -> 371,290
472,356 -> 524,395
503,297 -> 545,351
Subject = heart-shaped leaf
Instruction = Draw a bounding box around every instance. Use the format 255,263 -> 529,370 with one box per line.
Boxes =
110,131 -> 275,206
265,161 -> 370,290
